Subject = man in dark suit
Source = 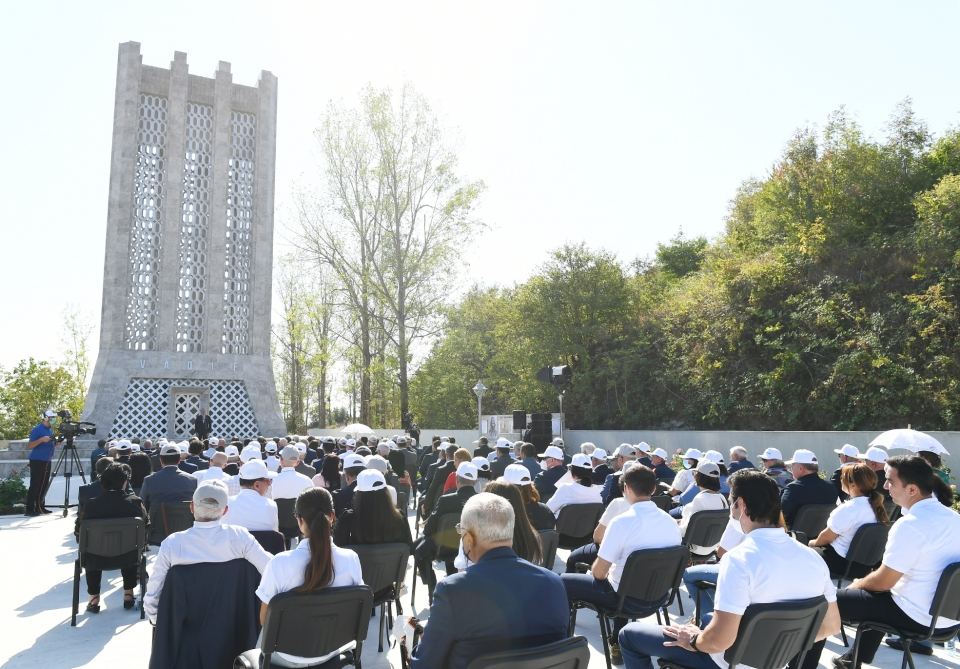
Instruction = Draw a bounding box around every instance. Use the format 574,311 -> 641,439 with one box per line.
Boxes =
410,491 -> 569,669
417,439 -> 441,491
780,449 -> 839,527
488,441 -> 515,479
830,443 -> 860,501
331,453 -> 366,517
473,436 -> 492,458
420,444 -> 456,517
184,440 -> 208,472
139,444 -> 198,511
193,409 -> 212,441
533,445 -> 567,502
591,448 -> 613,485
414,463 -> 478,599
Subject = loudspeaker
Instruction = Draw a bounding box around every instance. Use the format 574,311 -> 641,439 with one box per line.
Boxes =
531,412 -> 552,424
527,412 -> 553,450
512,411 -> 527,431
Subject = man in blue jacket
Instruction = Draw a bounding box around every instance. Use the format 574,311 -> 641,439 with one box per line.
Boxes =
25,409 -> 58,515
410,492 -> 570,669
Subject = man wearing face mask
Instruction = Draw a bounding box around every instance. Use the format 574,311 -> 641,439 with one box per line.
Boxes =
25,410 -> 59,516
618,469 -> 841,669
666,448 -> 702,498
409,492 -> 569,669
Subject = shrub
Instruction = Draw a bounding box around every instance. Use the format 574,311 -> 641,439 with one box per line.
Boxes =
0,470 -> 27,514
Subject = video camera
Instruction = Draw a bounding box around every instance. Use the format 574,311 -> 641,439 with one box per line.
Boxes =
56,409 -> 96,440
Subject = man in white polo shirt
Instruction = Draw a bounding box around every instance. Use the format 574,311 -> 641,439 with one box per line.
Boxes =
193,452 -> 232,486
818,454 -> 960,669
562,465 -> 682,664
619,469 -> 840,669
270,445 -> 314,501
223,460 -> 279,532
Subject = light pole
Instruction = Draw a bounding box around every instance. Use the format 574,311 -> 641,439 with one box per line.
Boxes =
472,381 -> 487,438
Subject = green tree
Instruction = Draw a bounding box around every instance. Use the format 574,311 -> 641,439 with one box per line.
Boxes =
0,359 -> 80,439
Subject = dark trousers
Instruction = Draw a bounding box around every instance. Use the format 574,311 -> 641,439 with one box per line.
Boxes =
814,589 -> 960,664
86,565 -> 139,595
26,459 -> 51,512
821,544 -> 871,580
562,574 -> 634,639
413,536 -> 456,589
565,542 -> 599,573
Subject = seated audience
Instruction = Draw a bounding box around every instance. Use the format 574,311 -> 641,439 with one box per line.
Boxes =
591,448 -> 613,485
409,493 -> 569,669
193,452 -> 233,488
518,442 -> 541,480
79,457 -> 117,511
334,469 -> 412,548
271,446 -> 314,501
679,461 -> 729,556
546,453 -> 602,516
618,469 -> 840,669
601,444 -> 639,506
857,446 -> 892,501
666,449 -> 702,498
562,465 -> 682,663
680,518 -> 745,621
780,449 -> 839,528
128,449 -> 153,494
332,453 -> 367,517
757,447 -> 793,490
443,448 -> 474,494
808,462 -> 888,578
139,444 -> 198,511
830,444 -> 861,501
815,455 -> 960,669
503,463 -> 556,530
364,454 -> 400,505
224,460 -> 279,532
488,440 -> 513,479
255,487 -> 364,668
144,481 -> 272,622
650,448 -> 675,485
460,480 -> 542,566
534,445 -> 568,502
76,462 -> 147,613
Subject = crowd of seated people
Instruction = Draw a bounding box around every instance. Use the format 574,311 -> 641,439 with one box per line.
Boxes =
70,430 -> 960,669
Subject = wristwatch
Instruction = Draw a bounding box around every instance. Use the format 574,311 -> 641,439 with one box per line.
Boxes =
689,633 -> 700,652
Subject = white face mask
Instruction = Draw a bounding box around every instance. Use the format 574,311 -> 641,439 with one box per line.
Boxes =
683,460 -> 694,470
732,500 -> 747,534
540,460 -> 549,471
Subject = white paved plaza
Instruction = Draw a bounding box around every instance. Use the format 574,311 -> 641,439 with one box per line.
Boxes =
1,477 -> 957,668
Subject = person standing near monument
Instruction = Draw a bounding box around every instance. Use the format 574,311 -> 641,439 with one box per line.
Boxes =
193,408 -> 212,441
25,410 -> 58,516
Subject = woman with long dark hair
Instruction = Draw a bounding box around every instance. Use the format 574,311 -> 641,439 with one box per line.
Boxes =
485,480 -> 543,565
333,470 -> 412,547
545,453 -> 601,517
506,464 -> 556,530
809,462 -> 888,578
255,488 -> 364,667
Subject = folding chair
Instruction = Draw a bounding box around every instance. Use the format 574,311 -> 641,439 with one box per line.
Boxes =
412,512 -> 460,607
275,497 -> 300,548
147,501 -> 194,546
555,503 -> 603,549
467,635 -> 590,669
830,522 -> 889,646
788,503 -> 835,544
348,543 -> 410,651
250,530 -> 286,555
538,529 -> 560,571
72,517 -> 147,626
235,585 -> 374,669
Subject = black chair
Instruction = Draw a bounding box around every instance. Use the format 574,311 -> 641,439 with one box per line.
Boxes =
404,449 -> 418,507
651,495 -> 674,512
569,545 -> 689,669
555,503 -> 603,548
347,543 -> 410,652
235,585 -> 374,669
396,489 -> 410,514
147,501 -> 194,545
250,530 -> 286,555
829,522 -> 889,646
466,635 -> 590,669
72,517 -> 148,626
682,509 -> 729,562
275,497 -> 300,548
849,562 -> 960,669
661,596 -> 828,669
539,529 -> 560,571
412,512 -> 461,607
788,503 -> 836,544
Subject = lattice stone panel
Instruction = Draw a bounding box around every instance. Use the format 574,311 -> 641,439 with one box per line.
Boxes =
175,103 -> 213,353
222,111 -> 256,355
108,378 -> 259,438
124,94 -> 168,351
173,392 -> 201,439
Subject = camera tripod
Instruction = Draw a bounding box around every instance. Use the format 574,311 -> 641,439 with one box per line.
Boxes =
47,435 -> 87,518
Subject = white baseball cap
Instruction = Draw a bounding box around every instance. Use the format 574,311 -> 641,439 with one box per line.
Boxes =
224,445 -> 240,458
611,444 -> 639,458
356,469 -> 387,493
239,460 -> 270,480
785,449 -> 817,465
834,444 -> 860,458
551,437 -> 564,447
591,448 -> 608,461
496,437 -> 512,449
265,442 -> 277,454
696,461 -> 721,477
193,481 -> 229,510
472,456 -> 491,472
44,409 -> 57,418
456,462 -> 479,481
240,444 -> 262,463
342,453 -> 366,470
758,447 -> 783,461
502,463 -> 533,486
208,437 -> 219,446
635,442 -> 651,454
364,454 -> 389,473
857,446 -> 888,464
538,445 -> 565,460
160,444 -> 180,456
703,450 -> 724,464
651,447 -> 669,460
681,449 -> 703,460
570,453 -> 594,469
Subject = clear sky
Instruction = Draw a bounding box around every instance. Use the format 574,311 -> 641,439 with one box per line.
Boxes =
3,0 -> 960,373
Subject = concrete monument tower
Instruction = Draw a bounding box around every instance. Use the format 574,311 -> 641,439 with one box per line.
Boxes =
82,42 -> 285,440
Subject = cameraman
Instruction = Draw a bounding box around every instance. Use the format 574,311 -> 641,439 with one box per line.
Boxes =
25,410 -> 58,516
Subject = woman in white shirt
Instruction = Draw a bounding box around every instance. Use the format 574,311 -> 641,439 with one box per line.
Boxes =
679,461 -> 729,555
808,462 -> 887,578
255,488 -> 364,668
546,453 -> 602,517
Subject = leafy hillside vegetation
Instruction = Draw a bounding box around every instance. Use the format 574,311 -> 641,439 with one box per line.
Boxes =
411,103 -> 960,431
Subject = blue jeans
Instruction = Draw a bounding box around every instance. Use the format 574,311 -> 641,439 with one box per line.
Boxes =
682,563 -> 719,619
619,620 -> 719,669
565,542 -> 599,573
